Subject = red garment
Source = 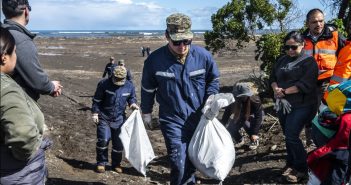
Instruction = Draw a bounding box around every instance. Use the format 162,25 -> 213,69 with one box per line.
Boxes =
307,113 -> 351,182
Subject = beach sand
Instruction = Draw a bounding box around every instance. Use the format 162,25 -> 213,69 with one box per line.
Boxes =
36,36 -> 293,184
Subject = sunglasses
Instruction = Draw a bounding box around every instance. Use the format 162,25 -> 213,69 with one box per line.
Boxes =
171,39 -> 192,46
283,45 -> 299,50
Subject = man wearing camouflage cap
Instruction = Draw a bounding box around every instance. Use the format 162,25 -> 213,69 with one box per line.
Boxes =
92,66 -> 139,173
117,59 -> 133,81
102,56 -> 117,78
141,13 -> 219,184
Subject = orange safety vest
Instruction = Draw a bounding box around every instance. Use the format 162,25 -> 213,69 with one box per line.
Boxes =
330,41 -> 351,85
304,31 -> 339,80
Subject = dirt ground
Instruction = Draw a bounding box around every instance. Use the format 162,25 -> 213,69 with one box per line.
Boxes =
34,36 -> 306,185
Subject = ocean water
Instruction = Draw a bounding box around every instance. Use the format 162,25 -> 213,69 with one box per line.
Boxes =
32,30 -> 207,38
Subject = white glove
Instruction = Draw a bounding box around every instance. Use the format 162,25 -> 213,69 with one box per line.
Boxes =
280,99 -> 291,114
244,120 -> 251,128
204,108 -> 217,120
203,93 -> 234,120
130,103 -> 139,110
142,113 -> 153,130
92,113 -> 99,124
274,99 -> 281,112
275,99 -> 291,114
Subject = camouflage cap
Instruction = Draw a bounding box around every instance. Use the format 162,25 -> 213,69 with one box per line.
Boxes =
113,66 -> 127,78
166,13 -> 193,41
113,66 -> 127,85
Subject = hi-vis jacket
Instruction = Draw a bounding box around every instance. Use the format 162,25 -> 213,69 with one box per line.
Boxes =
92,78 -> 136,128
141,45 -> 219,127
303,25 -> 345,80
330,40 -> 351,85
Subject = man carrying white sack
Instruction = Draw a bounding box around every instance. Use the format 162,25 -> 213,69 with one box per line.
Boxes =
141,13 -> 219,185
91,66 -> 139,173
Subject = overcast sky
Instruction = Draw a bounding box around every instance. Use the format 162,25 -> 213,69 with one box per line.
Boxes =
1,0 -> 330,30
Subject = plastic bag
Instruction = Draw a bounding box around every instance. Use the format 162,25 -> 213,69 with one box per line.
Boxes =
188,93 -> 235,181
119,110 -> 156,176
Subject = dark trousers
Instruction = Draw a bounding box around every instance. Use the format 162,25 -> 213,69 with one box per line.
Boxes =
278,104 -> 316,172
0,138 -> 52,185
227,112 -> 263,142
160,122 -> 196,185
96,121 -> 123,167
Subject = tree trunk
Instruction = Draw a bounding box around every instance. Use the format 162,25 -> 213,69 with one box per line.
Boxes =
337,0 -> 350,35
337,0 -> 348,19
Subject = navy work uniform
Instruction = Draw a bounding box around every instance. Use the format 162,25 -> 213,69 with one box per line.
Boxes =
92,66 -> 137,169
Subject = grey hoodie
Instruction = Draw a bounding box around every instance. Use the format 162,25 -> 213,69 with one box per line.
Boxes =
2,19 -> 54,101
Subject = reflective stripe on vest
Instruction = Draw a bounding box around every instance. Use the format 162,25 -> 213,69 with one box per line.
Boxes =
330,75 -> 349,84
304,31 -> 339,80
329,43 -> 351,85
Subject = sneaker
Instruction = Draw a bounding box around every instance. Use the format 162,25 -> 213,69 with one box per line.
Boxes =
113,166 -> 123,173
285,169 -> 306,183
96,165 -> 105,173
234,139 -> 245,148
306,143 -> 317,153
249,139 -> 259,150
281,165 -> 293,176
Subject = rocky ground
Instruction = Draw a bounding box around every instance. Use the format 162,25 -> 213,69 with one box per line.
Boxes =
34,36 -> 307,184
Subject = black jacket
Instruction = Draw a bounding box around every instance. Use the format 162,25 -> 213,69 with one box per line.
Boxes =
269,53 -> 319,108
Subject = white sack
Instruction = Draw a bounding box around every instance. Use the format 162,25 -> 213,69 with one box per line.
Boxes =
119,110 -> 156,176
188,93 -> 235,181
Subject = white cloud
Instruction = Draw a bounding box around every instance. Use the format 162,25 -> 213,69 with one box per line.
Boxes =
115,0 -> 133,5
1,0 -> 227,30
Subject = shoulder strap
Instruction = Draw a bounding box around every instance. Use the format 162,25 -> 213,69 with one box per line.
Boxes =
286,54 -> 310,69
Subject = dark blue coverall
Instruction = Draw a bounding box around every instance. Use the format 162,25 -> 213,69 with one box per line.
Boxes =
92,78 -> 137,167
141,44 -> 219,185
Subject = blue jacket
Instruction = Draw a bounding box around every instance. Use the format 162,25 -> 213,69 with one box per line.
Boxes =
102,63 -> 117,78
92,78 -> 137,128
141,44 -> 219,127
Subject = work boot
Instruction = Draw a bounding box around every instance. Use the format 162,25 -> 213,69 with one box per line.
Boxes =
281,165 -> 293,176
285,169 -> 306,183
96,165 -> 105,173
113,166 -> 123,173
249,139 -> 259,150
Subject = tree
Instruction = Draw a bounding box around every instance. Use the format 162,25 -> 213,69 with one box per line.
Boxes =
205,0 -> 300,80
320,0 -> 350,35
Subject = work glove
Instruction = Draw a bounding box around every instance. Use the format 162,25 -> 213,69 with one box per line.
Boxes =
92,113 -> 99,124
244,120 -> 251,128
280,99 -> 291,114
203,93 -> 235,120
142,113 -> 154,130
274,99 -> 292,115
130,103 -> 139,110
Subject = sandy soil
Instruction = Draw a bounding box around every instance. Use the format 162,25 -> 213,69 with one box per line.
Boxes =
34,36 -> 306,184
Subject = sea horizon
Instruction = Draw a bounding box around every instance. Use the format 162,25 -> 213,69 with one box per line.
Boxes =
31,29 -> 296,38
31,30 -> 208,38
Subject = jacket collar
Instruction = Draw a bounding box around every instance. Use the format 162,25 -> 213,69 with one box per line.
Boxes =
303,24 -> 334,41
3,19 -> 36,39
